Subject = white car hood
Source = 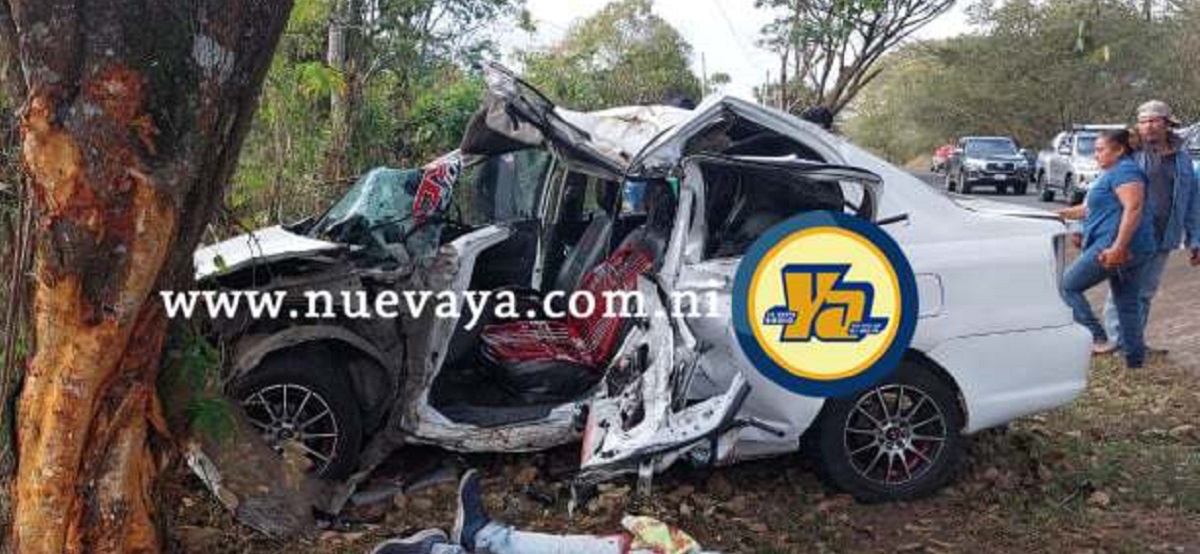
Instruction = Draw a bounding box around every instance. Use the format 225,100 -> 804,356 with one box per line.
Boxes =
194,225 -> 344,281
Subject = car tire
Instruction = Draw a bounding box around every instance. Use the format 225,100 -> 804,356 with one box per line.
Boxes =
1069,185 -> 1085,206
233,347 -> 364,480
1039,172 -> 1055,201
960,177 -> 973,195
944,172 -> 956,192
997,184 -> 1008,195
811,363 -> 965,503
1063,174 -> 1081,205
1016,182 -> 1028,195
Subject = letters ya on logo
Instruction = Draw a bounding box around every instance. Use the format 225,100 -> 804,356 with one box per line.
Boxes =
761,263 -> 890,342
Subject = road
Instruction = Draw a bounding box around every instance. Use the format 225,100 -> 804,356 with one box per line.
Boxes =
911,170 -> 1053,210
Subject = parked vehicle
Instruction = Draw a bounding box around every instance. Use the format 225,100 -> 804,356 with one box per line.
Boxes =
944,136 -> 1031,195
1184,123 -> 1199,177
930,144 -> 954,173
194,63 -> 1090,505
1019,148 -> 1037,178
1035,125 -> 1124,204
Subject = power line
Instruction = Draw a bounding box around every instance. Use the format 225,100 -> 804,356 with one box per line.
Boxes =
709,0 -> 765,68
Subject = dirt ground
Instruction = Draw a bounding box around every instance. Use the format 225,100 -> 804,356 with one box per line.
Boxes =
165,254 -> 1200,553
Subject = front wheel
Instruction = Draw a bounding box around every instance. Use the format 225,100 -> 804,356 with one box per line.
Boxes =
1038,172 -> 1055,201
233,348 -> 364,479
812,364 -> 965,503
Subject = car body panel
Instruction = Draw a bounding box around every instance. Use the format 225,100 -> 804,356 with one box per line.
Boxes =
194,225 -> 344,281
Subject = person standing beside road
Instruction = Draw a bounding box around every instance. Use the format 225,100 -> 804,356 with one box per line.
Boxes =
1098,101 -> 1200,356
1057,129 -> 1158,369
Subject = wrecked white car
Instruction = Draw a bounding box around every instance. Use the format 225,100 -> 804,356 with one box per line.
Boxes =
194,63 -> 1090,506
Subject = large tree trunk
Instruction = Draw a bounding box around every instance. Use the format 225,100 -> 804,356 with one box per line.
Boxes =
4,1 -> 292,552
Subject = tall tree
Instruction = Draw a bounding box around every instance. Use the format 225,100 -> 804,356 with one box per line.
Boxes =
520,0 -> 702,110
0,0 -> 293,552
756,0 -> 954,115
844,0 -> 1200,162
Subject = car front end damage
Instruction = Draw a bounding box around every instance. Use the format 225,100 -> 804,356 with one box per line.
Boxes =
182,62 -> 1093,537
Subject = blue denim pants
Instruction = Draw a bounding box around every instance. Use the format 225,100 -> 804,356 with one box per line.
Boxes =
1061,245 -> 1150,367
1101,250 -> 1171,350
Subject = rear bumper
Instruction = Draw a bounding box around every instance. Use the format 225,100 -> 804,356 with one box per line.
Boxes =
928,323 -> 1090,433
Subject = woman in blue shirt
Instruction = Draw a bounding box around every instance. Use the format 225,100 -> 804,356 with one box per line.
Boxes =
1057,129 -> 1157,368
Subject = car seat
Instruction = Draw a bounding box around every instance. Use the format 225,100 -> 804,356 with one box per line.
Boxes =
477,182 -> 675,403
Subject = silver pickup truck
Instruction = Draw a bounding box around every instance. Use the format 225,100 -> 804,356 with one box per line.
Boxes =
1035,124 -> 1124,205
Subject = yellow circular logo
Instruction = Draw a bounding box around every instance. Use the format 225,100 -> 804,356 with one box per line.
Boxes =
732,212 -> 917,397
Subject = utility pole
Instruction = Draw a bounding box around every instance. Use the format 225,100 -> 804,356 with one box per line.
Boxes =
701,52 -> 708,95
763,69 -> 770,106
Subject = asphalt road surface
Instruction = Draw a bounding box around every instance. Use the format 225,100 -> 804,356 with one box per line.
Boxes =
911,170 -> 1053,210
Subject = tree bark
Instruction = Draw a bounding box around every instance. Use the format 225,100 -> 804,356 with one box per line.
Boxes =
5,1 -> 292,552
324,0 -> 359,187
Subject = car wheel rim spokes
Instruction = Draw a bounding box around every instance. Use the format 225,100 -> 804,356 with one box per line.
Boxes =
843,384 -> 947,487
242,384 -> 339,474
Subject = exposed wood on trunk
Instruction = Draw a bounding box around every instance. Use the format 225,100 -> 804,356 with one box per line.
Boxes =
5,1 -> 293,552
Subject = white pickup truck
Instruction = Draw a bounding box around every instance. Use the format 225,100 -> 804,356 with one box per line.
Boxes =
1035,124 -> 1124,205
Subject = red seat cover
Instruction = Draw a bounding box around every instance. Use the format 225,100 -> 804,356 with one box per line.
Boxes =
481,240 -> 655,369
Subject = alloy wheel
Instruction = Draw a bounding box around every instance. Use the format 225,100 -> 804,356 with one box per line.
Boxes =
242,383 -> 341,474
842,384 -> 947,487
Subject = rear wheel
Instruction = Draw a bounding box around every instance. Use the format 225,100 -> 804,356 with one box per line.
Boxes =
812,363 -> 965,503
234,348 -> 364,479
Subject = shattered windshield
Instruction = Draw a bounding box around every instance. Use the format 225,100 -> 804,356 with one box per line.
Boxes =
310,153 -> 462,260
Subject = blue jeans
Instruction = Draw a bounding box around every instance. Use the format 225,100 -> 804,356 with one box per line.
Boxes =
1061,245 -> 1150,367
1102,250 -> 1170,349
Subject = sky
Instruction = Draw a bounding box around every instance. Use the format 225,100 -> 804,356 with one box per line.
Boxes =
501,0 -> 973,100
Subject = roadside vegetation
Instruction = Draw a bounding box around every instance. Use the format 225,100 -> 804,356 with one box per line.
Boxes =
845,0 -> 1200,164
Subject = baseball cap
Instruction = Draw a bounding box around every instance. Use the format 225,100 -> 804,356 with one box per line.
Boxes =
1136,100 -> 1181,126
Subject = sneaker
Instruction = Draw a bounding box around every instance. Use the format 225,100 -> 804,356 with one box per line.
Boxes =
1091,342 -> 1118,355
370,528 -> 449,554
452,469 -> 491,551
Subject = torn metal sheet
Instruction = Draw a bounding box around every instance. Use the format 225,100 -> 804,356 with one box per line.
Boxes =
193,225 -> 344,281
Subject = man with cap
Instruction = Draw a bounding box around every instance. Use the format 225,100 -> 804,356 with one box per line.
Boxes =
1098,100 -> 1200,357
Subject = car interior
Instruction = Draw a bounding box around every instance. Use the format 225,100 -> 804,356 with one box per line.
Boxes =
430,179 -> 676,426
